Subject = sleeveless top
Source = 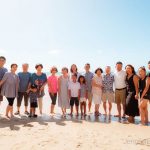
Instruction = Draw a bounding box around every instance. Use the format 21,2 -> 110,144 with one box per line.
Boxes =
139,76 -> 150,99
126,75 -> 135,93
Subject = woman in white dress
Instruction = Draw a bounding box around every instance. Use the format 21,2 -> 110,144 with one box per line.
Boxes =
92,68 -> 103,116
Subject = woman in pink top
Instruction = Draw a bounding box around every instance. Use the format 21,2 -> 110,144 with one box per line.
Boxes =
47,66 -> 58,115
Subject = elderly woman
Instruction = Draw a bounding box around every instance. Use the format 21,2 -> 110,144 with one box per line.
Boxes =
30,64 -> 47,115
92,68 -> 103,117
0,64 -> 19,119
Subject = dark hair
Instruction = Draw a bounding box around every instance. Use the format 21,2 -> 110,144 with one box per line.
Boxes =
85,63 -> 90,67
148,61 -> 150,64
35,64 -> 43,69
11,64 -> 18,68
62,67 -> 68,73
50,66 -> 58,73
139,66 -> 146,72
78,75 -> 86,84
72,73 -> 77,78
125,64 -> 136,75
70,64 -> 78,73
95,68 -> 103,74
31,84 -> 37,89
0,56 -> 6,61
116,61 -> 123,65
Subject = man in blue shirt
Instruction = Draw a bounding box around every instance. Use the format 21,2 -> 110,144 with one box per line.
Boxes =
0,56 -> 8,105
15,63 -> 31,115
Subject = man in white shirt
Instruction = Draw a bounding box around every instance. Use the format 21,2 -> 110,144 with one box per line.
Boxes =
114,62 -> 127,120
68,73 -> 80,116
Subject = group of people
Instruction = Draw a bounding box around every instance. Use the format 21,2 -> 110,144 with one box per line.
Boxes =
0,56 -> 150,126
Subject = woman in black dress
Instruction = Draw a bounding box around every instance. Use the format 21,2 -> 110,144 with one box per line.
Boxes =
139,67 -> 150,125
125,65 -> 139,123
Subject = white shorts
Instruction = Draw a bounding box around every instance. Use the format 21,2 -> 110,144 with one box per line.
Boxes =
80,98 -> 87,103
93,94 -> 102,104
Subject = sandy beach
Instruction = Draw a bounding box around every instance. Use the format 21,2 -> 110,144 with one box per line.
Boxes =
0,86 -> 150,150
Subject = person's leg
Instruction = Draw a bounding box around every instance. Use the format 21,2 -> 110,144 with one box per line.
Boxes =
139,101 -> 145,125
84,102 -> 86,115
75,98 -> 79,116
38,98 -> 43,114
80,102 -> 83,116
6,105 -> 10,118
142,99 -> 149,124
15,92 -> 23,115
88,92 -> 92,112
115,90 -> 121,118
70,98 -> 74,116
121,89 -> 127,117
117,103 -> 121,119
108,102 -> 112,115
24,93 -> 29,114
103,102 -> 107,115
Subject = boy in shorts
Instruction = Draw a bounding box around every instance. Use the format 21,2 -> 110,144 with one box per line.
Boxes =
68,73 -> 80,116
28,84 -> 38,118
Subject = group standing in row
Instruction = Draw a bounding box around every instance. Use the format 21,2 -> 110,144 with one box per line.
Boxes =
0,56 -> 150,125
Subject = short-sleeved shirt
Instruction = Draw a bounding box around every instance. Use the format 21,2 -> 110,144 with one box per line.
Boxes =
47,75 -> 58,93
114,70 -> 126,89
84,72 -> 94,92
1,72 -> 19,98
68,81 -> 80,97
31,73 -> 47,98
102,74 -> 114,93
0,67 -> 8,80
18,72 -> 31,92
80,84 -> 87,98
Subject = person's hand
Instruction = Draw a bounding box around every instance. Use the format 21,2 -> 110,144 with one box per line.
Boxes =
135,94 -> 139,100
40,86 -> 44,92
51,92 -> 54,96
26,89 -> 30,94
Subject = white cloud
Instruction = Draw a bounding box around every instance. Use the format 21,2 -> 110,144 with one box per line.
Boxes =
97,50 -> 103,54
48,49 -> 61,55
0,48 -> 7,54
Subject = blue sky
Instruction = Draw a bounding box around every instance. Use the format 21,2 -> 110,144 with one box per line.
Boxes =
0,0 -> 150,72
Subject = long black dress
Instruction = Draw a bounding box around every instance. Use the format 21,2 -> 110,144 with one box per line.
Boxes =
125,75 -> 139,117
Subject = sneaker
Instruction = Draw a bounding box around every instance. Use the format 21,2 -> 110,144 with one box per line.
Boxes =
14,111 -> 20,115
33,114 -> 38,118
24,111 -> 30,115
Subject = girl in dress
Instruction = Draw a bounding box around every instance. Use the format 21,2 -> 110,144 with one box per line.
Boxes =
78,75 -> 88,117
58,67 -> 70,117
70,64 -> 80,80
92,68 -> 103,117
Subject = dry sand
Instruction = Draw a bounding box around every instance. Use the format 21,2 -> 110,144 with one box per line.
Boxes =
0,87 -> 150,150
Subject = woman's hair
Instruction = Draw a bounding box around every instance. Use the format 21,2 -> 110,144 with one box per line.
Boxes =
125,64 -> 136,75
70,64 -> 78,73
95,68 -> 103,74
51,66 -> 58,73
78,75 -> 86,84
11,63 -> 18,68
138,66 -> 146,72
35,64 -> 43,69
62,67 -> 68,73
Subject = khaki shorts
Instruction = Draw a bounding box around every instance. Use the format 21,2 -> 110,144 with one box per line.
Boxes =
115,89 -> 126,105
87,92 -> 92,102
102,92 -> 114,103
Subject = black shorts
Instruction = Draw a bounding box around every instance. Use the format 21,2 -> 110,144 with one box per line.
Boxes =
6,97 -> 15,106
49,93 -> 57,105
30,102 -> 38,108
17,92 -> 29,107
70,97 -> 79,107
